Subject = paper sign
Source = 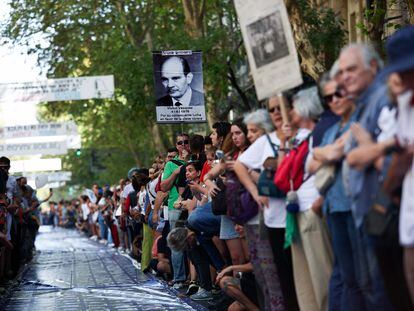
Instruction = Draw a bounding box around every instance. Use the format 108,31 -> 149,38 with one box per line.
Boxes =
234,0 -> 303,100
153,50 -> 206,124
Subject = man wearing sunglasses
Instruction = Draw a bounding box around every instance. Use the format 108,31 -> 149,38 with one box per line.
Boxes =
160,133 -> 190,289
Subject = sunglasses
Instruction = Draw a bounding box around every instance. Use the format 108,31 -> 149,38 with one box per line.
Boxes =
176,140 -> 189,146
324,89 -> 344,103
268,106 -> 281,113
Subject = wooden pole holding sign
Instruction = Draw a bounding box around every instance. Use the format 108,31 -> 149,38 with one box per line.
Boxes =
277,93 -> 290,124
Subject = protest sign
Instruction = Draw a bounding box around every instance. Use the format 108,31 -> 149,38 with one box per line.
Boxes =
153,50 -> 206,123
0,75 -> 114,103
234,0 -> 303,100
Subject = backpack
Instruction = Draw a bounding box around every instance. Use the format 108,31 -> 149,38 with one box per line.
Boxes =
274,136 -> 310,194
226,171 -> 258,225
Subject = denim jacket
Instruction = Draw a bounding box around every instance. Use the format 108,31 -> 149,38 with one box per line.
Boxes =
321,115 -> 356,214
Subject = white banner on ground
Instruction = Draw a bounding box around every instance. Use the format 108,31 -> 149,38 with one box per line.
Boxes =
234,0 -> 303,100
0,141 -> 68,157
10,158 -> 62,173
0,75 -> 114,103
0,121 -> 78,140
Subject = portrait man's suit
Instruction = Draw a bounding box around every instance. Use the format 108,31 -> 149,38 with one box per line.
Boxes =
156,88 -> 204,107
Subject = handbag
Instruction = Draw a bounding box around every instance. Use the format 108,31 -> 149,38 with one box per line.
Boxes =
364,190 -> 399,245
314,164 -> 336,195
211,177 -> 227,215
274,136 -> 310,194
226,171 -> 258,225
258,135 -> 285,198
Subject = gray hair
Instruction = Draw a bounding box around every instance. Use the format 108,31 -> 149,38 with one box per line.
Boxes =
293,86 -> 324,121
340,43 -> 384,70
329,59 -> 340,79
243,109 -> 274,133
318,72 -> 331,95
167,227 -> 188,252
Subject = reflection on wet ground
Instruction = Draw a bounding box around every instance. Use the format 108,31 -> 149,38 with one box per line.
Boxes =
3,226 -> 205,310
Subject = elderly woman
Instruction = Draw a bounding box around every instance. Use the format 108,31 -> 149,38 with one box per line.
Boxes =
243,109 -> 274,144
235,98 -> 298,311
281,86 -> 333,311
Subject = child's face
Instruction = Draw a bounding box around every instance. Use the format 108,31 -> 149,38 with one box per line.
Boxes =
206,152 -> 215,165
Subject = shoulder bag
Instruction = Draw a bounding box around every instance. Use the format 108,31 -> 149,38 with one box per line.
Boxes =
258,135 -> 286,198
211,177 -> 227,215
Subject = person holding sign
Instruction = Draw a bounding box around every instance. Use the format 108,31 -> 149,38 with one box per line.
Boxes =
156,56 -> 204,107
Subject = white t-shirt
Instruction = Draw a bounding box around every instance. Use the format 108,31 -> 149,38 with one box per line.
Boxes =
397,91 -> 414,246
81,203 -> 90,221
137,189 -> 147,216
146,179 -> 158,209
297,134 -> 320,212
238,131 -> 286,228
121,183 -> 134,199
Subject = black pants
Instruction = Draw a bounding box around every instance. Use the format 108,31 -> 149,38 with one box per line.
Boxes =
375,241 -> 413,311
188,243 -> 213,291
267,227 -> 300,311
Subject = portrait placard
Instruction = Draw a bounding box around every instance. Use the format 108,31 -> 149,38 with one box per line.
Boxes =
153,50 -> 206,124
234,0 -> 303,100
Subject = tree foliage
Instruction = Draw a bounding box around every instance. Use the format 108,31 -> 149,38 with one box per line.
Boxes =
2,0 -> 350,186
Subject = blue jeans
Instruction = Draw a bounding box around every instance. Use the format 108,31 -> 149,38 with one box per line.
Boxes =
187,202 -> 221,237
197,235 -> 225,271
328,259 -> 344,311
355,226 -> 393,311
328,212 -> 365,311
98,212 -> 108,240
168,208 -> 186,282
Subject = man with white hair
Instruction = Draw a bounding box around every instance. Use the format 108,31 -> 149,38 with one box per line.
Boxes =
338,44 -> 394,310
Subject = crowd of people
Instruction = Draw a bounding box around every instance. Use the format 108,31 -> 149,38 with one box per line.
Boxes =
0,163 -> 52,282
1,26 -> 414,311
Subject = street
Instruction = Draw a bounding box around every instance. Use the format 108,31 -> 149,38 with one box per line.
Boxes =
2,226 -> 204,310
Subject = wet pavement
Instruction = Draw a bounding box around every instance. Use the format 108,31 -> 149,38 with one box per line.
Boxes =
3,226 -> 206,310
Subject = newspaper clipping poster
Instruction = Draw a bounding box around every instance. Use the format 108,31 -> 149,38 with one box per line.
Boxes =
153,50 -> 206,124
234,0 -> 303,100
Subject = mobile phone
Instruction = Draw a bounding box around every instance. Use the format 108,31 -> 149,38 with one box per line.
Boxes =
215,150 -> 225,160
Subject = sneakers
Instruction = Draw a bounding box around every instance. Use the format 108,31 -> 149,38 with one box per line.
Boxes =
99,239 -> 108,245
89,235 -> 98,241
190,288 -> 213,301
211,284 -> 221,296
172,281 -> 186,290
185,282 -> 199,296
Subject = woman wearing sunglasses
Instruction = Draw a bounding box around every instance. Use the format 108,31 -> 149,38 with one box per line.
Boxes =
308,79 -> 366,311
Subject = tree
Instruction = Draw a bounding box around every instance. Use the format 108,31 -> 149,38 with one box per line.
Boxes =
2,0 -> 248,184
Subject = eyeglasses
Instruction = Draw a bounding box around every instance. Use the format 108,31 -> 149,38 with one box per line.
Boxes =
176,140 -> 189,146
268,106 -> 281,113
324,89 -> 344,104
